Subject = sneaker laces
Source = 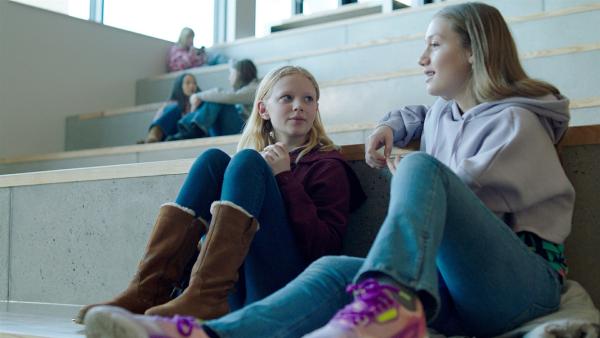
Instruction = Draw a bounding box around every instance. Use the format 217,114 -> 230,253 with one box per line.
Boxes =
334,278 -> 401,326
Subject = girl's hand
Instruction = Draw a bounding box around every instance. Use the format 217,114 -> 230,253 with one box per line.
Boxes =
261,142 -> 291,175
190,95 -> 202,111
366,125 -> 394,168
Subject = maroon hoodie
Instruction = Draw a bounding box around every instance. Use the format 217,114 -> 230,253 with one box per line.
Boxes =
275,147 -> 366,262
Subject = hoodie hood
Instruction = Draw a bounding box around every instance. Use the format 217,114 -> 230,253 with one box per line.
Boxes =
452,94 -> 570,144
377,93 -> 575,243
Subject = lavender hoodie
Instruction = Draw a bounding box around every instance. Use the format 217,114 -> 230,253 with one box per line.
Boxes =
378,94 -> 575,244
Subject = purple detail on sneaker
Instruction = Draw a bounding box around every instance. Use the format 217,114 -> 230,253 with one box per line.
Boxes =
149,315 -> 201,338
334,278 -> 401,326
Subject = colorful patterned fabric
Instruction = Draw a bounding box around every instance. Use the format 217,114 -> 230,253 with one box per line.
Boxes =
518,231 -> 568,282
168,45 -> 207,72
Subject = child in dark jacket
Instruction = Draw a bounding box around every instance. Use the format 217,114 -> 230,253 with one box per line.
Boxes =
142,72 -> 200,143
145,60 -> 259,142
77,66 -> 366,329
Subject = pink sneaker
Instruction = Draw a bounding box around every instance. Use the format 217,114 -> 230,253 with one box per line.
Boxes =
304,278 -> 427,338
84,305 -> 210,338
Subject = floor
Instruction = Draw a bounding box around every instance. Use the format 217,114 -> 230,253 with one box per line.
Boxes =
0,303 -> 85,338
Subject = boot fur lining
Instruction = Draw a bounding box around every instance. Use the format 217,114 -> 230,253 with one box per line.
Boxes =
161,202 -> 196,217
210,201 -> 260,230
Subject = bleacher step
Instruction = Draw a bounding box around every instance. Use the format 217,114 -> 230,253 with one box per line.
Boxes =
0,306 -> 83,338
136,2 -> 600,105
66,44 -> 600,152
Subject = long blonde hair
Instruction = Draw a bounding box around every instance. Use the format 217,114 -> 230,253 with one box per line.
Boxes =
177,27 -> 194,48
237,66 -> 337,162
436,2 -> 560,103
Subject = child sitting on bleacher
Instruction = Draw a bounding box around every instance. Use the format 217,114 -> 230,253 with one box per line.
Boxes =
171,59 -> 259,140
77,66 -> 366,328
142,72 -> 200,143
83,3 -> 577,338
168,27 -> 227,72
143,59 -> 259,143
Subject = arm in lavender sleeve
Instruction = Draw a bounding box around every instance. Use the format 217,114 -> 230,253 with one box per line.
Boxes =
377,105 -> 429,147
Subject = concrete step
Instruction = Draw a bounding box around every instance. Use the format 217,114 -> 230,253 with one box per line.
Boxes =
135,2 -> 600,105
65,102 -> 164,151
317,46 -> 600,126
0,304 -> 83,338
0,124 -> 373,175
207,0 -> 600,71
0,134 -> 599,337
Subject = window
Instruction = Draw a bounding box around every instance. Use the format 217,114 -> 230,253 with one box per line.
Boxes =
11,0 -> 90,20
255,0 -> 292,38
302,0 -> 337,15
103,0 -> 215,47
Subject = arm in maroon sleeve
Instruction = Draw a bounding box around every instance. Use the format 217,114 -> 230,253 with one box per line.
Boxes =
275,159 -> 352,262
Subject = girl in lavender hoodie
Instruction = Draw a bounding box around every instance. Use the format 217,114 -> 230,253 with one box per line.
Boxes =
83,3 -> 574,338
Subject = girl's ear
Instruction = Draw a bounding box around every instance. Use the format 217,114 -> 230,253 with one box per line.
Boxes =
467,48 -> 474,64
258,101 -> 269,120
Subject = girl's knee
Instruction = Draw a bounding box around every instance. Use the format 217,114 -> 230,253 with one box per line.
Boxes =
395,152 -> 444,175
189,148 -> 230,174
198,148 -> 229,162
401,152 -> 437,166
306,256 -> 362,279
230,149 -> 266,168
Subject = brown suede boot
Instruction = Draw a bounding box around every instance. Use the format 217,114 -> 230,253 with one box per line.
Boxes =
145,202 -> 259,320
74,204 -> 207,324
145,126 -> 164,143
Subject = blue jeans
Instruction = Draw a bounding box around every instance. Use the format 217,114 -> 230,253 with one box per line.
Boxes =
175,148 -> 306,309
205,152 -> 562,337
178,102 -> 243,137
150,103 -> 181,140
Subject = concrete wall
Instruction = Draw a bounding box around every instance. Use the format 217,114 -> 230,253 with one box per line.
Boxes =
561,145 -> 600,307
0,1 -> 172,158
0,188 -> 9,303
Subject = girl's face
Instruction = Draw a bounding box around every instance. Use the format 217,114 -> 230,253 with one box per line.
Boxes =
182,75 -> 197,97
258,74 -> 318,144
229,68 -> 238,87
419,17 -> 473,100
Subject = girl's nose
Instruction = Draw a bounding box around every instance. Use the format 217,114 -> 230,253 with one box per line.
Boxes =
418,52 -> 429,67
293,101 -> 304,111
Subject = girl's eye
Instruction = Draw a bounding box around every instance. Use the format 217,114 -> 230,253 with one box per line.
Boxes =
304,96 -> 314,103
280,95 -> 292,102
430,42 -> 440,48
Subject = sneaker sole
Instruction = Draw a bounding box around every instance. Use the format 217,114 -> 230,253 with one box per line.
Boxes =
85,305 -> 148,338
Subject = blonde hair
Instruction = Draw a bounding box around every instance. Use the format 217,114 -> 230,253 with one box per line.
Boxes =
237,66 -> 337,162
177,27 -> 194,47
436,2 -> 559,103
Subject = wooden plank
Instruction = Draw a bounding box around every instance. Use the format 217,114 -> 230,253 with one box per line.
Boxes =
560,125 -> 600,147
340,141 -> 420,161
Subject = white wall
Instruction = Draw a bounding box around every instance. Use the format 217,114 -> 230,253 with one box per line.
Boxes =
0,1 -> 172,158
